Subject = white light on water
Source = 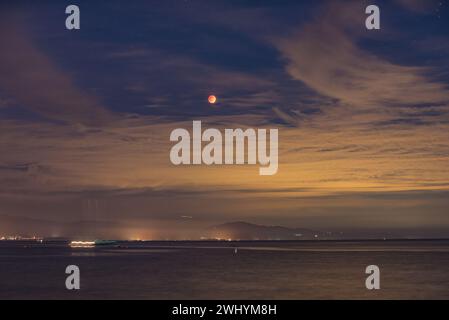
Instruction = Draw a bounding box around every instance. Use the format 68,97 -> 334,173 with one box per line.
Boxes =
70,241 -> 95,248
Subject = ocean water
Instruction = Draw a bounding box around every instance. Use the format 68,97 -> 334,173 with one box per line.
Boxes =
0,240 -> 448,300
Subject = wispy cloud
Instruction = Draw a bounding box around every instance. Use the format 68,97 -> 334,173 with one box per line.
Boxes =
275,1 -> 449,117
0,13 -> 113,125
395,0 -> 439,13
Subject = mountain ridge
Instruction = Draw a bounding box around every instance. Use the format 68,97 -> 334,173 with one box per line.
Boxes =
204,221 -> 335,240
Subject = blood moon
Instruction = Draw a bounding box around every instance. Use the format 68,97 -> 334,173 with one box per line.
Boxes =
208,95 -> 217,104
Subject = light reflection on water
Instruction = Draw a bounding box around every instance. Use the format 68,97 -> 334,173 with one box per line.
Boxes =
1,240 -> 449,299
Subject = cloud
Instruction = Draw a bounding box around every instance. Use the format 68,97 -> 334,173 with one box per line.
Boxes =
107,46 -> 274,108
1,1 -> 449,236
395,0 -> 439,13
274,2 -> 449,117
0,13 -> 113,126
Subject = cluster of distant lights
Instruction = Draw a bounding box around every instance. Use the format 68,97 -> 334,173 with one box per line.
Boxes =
0,235 -> 43,242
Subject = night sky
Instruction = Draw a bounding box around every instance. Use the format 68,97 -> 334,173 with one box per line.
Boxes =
1,0 -> 449,239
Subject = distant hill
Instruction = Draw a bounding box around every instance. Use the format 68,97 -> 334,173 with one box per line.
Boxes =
204,221 -> 335,240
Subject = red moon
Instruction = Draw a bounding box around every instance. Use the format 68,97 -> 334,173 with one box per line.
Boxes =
208,95 -> 217,104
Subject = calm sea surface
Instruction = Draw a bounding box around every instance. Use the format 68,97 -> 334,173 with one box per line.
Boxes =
1,240 -> 448,299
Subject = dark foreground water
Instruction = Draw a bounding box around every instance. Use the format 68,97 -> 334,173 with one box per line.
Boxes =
1,240 -> 449,300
